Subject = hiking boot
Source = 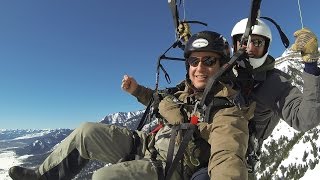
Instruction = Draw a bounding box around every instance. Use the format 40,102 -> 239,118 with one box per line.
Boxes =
8,166 -> 41,180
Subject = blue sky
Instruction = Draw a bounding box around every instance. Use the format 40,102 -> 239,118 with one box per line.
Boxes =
0,0 -> 319,129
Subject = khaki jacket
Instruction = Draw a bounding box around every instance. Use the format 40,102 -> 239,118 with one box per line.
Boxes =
133,81 -> 254,180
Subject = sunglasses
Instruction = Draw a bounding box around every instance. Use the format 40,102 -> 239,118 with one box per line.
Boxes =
237,37 -> 266,47
187,56 -> 220,67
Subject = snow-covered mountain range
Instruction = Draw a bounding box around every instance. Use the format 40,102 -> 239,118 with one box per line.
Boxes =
1,49 -> 320,180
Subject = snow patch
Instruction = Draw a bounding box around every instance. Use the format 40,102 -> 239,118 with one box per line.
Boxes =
0,151 -> 31,180
13,130 -> 52,140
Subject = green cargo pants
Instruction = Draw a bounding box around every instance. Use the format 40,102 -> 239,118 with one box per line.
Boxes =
37,122 -> 181,180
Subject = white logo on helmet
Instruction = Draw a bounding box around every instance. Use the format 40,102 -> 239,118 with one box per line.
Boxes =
192,38 -> 209,48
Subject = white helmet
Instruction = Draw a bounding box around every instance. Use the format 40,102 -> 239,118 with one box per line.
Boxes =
231,18 -> 272,69
231,18 -> 272,42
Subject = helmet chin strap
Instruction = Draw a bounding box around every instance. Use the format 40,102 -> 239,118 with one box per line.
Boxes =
249,52 -> 268,69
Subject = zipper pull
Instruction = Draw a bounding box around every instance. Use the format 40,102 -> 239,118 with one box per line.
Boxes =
190,101 -> 200,125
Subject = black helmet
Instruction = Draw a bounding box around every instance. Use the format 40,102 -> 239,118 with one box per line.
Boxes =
184,31 -> 230,64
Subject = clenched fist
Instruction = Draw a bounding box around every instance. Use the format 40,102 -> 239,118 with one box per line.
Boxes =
121,75 -> 138,94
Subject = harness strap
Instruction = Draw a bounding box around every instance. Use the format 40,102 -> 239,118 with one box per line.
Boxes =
204,97 -> 235,123
137,97 -> 154,131
147,133 -> 165,180
149,124 -> 164,135
165,123 -> 196,180
151,159 -> 165,180
165,126 -> 179,174
260,16 -> 290,48
131,131 -> 140,155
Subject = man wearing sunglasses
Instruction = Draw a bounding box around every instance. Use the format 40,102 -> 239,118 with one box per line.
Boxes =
9,31 -> 254,180
231,18 -> 272,70
231,17 -> 320,173
122,31 -> 255,180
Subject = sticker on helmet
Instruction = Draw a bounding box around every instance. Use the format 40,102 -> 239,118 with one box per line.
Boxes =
192,38 -> 208,48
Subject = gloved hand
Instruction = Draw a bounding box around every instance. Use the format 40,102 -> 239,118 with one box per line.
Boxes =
291,28 -> 319,62
178,22 -> 191,42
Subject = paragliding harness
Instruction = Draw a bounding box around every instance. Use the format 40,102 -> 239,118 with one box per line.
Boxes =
132,83 -> 236,180
122,0 -> 291,179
